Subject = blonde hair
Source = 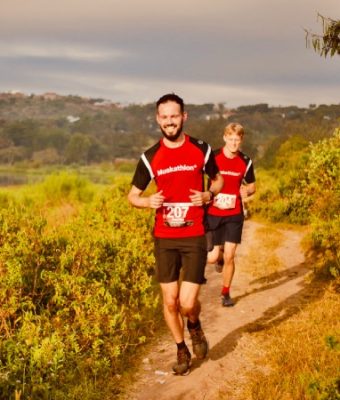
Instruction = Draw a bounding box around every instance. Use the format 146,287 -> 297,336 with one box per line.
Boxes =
224,123 -> 244,138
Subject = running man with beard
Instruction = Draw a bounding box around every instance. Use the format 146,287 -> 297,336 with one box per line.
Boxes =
128,93 -> 223,375
206,122 -> 256,307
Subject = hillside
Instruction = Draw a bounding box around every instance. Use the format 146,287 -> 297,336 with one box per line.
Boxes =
0,92 -> 339,165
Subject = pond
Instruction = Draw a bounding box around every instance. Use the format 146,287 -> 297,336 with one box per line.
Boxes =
0,174 -> 29,186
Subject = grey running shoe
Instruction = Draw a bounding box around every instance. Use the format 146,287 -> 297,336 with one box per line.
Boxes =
172,346 -> 191,375
188,324 -> 208,360
215,260 -> 223,273
221,293 -> 234,307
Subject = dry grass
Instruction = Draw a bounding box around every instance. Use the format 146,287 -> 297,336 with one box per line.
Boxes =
220,282 -> 340,400
43,201 -> 79,229
219,222 -> 339,400
241,224 -> 283,280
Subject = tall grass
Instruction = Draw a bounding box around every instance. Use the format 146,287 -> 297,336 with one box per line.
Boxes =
236,285 -> 340,400
241,224 -> 283,280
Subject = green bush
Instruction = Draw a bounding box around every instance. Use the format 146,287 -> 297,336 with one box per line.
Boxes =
0,178 -> 159,398
37,172 -> 95,204
251,128 -> 340,277
304,129 -> 340,277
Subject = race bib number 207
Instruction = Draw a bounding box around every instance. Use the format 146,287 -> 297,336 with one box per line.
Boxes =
163,202 -> 193,227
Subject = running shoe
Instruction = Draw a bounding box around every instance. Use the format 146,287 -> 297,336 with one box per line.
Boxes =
188,324 -> 208,360
215,260 -> 224,273
221,293 -> 234,307
172,346 -> 191,375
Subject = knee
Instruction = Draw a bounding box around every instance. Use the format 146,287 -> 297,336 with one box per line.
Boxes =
207,246 -> 220,264
180,305 -> 193,318
179,301 -> 195,317
180,299 -> 199,317
223,252 -> 234,264
164,298 -> 179,314
207,252 -> 218,264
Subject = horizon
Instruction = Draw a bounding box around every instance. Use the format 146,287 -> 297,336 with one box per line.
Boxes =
2,89 -> 339,110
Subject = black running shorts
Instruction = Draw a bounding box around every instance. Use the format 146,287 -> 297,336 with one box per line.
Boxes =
154,235 -> 207,284
206,214 -> 244,246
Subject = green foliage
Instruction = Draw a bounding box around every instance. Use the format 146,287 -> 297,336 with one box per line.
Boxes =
305,13 -> 340,57
274,135 -> 309,170
251,129 -> 340,277
325,335 -> 340,351
304,129 -> 339,277
307,377 -> 340,400
1,92 -> 339,166
0,176 -> 159,398
0,172 -> 97,210
37,172 -> 96,204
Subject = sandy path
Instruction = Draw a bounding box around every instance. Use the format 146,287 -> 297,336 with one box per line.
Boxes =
120,220 -> 309,400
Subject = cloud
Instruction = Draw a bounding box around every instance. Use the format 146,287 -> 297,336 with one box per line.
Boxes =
0,41 -> 129,62
1,0 -> 339,106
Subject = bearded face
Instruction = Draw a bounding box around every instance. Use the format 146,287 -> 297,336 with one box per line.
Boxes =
156,101 -> 187,143
159,120 -> 184,141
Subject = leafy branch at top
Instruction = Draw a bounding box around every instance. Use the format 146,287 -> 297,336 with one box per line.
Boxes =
305,13 -> 340,57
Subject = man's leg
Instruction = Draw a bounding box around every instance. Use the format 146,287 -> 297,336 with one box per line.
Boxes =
179,281 -> 208,360
160,281 -> 191,375
160,281 -> 184,343
222,241 -> 238,288
207,245 -> 224,273
207,245 -> 220,264
179,281 -> 201,322
220,241 -> 238,306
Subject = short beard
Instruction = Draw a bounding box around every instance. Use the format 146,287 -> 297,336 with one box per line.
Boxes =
160,123 -> 183,142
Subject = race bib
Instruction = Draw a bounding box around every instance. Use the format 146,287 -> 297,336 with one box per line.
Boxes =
163,202 -> 193,227
214,193 -> 237,210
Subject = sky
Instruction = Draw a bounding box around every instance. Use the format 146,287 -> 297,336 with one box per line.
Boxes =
1,0 -> 339,108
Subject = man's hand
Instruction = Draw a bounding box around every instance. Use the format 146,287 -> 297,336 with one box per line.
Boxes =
240,182 -> 256,200
240,185 -> 248,199
189,189 -> 207,206
148,190 -> 165,209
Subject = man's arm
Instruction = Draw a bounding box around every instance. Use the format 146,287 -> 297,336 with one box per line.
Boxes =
189,173 -> 224,206
208,173 -> 224,199
128,185 -> 165,209
240,182 -> 256,199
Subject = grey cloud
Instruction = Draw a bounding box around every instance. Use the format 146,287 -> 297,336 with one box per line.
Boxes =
1,0 -> 339,106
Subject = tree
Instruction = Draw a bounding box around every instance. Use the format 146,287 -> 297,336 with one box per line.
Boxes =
305,13 -> 340,57
64,133 -> 92,164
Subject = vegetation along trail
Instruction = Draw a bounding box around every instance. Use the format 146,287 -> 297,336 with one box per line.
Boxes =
121,220 -> 310,400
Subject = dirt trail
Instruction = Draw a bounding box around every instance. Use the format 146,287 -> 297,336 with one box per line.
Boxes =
121,220 -> 309,400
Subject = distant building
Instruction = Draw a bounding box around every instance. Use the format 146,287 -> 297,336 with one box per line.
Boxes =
93,99 -> 113,107
41,92 -> 60,100
5,91 -> 26,98
204,113 -> 220,121
66,115 -> 80,123
222,110 -> 235,119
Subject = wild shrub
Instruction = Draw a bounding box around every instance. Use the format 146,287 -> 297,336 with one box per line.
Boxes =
35,171 -> 96,204
302,129 -> 339,277
0,172 -> 96,213
251,129 -> 339,277
0,177 -> 158,398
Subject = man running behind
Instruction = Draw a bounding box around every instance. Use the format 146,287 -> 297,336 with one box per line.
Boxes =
206,122 -> 256,307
